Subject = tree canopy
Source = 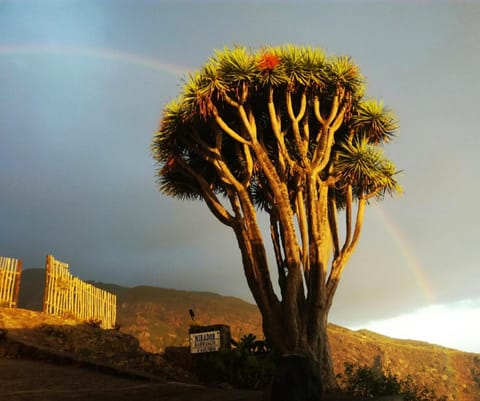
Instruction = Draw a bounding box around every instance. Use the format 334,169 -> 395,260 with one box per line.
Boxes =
154,45 -> 400,209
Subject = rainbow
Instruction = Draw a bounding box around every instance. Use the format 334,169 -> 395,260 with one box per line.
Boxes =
363,208 -> 469,396
0,44 -> 191,77
374,205 -> 436,304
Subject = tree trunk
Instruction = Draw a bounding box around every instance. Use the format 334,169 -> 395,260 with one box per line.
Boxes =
272,312 -> 338,394
270,354 -> 323,401
266,320 -> 336,400
230,179 -> 338,398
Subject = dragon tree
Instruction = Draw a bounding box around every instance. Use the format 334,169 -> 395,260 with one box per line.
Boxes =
152,45 -> 401,393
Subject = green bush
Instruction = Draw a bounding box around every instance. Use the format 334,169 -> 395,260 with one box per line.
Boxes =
337,362 -> 447,401
338,362 -> 401,397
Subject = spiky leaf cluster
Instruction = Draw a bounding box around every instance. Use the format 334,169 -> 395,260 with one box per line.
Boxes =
334,138 -> 401,202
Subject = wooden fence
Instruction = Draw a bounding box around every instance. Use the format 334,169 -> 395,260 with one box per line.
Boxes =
0,256 -> 22,308
43,254 -> 116,329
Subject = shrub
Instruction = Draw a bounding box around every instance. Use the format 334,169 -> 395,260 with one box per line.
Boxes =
401,377 -> 447,401
337,362 -> 447,401
338,362 -> 401,397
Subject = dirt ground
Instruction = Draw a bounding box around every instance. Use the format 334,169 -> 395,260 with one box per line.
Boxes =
0,308 -> 382,401
0,358 -> 379,401
0,358 -> 263,401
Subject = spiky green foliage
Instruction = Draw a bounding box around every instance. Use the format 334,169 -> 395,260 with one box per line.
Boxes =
352,99 -> 398,143
335,137 -> 402,201
152,45 -> 400,207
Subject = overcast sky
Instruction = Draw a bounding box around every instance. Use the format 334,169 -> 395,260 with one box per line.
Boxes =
1,1 -> 479,353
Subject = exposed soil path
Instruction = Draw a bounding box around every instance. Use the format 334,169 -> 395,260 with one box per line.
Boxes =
0,359 -> 262,401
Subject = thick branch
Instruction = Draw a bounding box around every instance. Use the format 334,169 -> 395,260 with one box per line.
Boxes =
305,174 -> 321,294
329,103 -> 347,133
302,118 -> 310,158
239,143 -> 254,186
346,197 -> 366,255
268,87 -> 295,174
312,89 -> 348,175
212,108 -> 251,145
325,89 -> 341,126
295,188 -> 310,283
224,168 -> 280,314
341,185 -> 353,254
231,211 -> 269,311
270,213 -> 287,300
313,95 -> 326,125
174,156 -> 234,226
237,104 -> 257,141
326,196 -> 366,304
328,194 -> 340,258
286,89 -> 307,159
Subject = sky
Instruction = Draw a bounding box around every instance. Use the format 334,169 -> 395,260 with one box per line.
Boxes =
1,0 -> 479,353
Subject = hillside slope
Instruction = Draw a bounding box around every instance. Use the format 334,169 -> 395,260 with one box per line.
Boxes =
17,269 -> 480,401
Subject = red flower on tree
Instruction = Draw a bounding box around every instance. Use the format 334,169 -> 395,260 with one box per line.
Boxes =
258,52 -> 280,71
166,156 -> 176,172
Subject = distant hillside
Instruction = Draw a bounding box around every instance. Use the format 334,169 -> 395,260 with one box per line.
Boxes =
18,269 -> 480,401
18,269 -> 263,351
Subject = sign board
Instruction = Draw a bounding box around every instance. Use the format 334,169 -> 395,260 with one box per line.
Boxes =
189,330 -> 221,354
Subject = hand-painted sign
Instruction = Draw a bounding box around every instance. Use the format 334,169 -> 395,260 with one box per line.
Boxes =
189,330 -> 221,354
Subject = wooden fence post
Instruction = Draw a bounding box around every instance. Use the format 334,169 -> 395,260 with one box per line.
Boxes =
12,259 -> 22,308
42,254 -> 51,313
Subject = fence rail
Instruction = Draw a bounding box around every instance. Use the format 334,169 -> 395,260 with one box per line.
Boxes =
43,254 -> 116,329
0,256 -> 22,308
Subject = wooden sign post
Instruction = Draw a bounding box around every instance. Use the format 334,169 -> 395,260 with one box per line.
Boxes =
189,324 -> 231,354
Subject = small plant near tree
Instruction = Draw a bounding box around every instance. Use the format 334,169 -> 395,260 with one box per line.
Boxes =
195,333 -> 275,389
228,334 -> 275,389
